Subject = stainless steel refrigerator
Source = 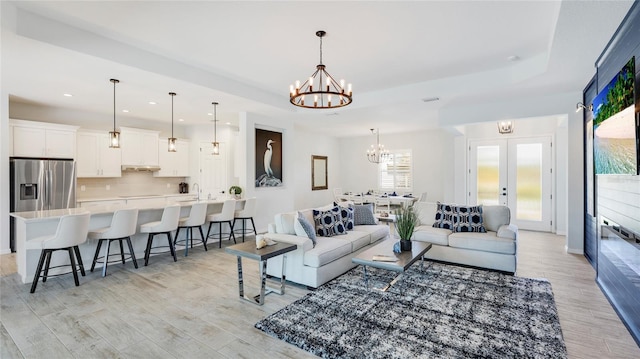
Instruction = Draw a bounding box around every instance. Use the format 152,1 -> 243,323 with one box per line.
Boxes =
9,158 -> 76,251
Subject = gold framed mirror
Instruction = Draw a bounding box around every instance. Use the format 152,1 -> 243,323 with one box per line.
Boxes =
311,155 -> 328,190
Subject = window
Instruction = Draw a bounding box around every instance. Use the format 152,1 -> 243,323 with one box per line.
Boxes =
378,150 -> 412,192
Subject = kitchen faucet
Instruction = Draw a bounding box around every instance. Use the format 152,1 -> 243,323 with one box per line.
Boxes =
192,182 -> 200,201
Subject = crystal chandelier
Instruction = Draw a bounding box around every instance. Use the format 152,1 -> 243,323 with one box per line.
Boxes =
289,30 -> 352,109
366,128 -> 390,164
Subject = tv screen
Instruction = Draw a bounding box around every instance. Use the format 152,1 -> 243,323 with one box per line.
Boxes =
593,57 -> 637,175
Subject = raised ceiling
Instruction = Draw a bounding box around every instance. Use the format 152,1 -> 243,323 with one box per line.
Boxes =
1,1 -> 634,137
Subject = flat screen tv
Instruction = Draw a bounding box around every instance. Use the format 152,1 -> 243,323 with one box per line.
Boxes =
593,57 -> 638,175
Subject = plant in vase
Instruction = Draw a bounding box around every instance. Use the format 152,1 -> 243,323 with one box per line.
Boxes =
394,205 -> 418,251
229,186 -> 242,199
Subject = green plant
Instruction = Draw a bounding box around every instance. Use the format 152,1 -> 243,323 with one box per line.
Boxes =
394,205 -> 418,241
229,186 -> 242,195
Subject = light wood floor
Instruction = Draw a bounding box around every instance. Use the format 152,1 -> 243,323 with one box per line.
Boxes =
1,231 -> 638,358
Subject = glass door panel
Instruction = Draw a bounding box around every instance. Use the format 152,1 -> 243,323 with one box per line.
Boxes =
515,143 -> 543,221
477,145 -> 500,205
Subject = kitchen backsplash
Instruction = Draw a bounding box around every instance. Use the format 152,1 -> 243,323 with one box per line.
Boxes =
77,172 -> 187,199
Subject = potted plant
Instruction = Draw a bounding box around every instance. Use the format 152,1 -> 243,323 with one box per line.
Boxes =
394,205 -> 418,251
229,186 -> 242,199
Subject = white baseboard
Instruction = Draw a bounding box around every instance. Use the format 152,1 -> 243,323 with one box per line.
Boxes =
0,249 -> 12,255
566,246 -> 583,255
556,230 -> 567,236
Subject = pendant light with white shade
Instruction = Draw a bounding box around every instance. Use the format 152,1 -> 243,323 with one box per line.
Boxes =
212,101 -> 220,155
168,92 -> 177,152
108,79 -> 120,148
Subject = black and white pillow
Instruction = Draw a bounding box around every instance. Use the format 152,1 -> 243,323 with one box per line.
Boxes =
313,206 -> 347,237
335,203 -> 355,231
432,202 -> 457,230
353,203 -> 377,225
454,205 -> 486,233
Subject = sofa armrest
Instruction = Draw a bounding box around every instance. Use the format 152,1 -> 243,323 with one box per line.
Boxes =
497,224 -> 518,240
264,233 -> 314,252
268,223 -> 277,234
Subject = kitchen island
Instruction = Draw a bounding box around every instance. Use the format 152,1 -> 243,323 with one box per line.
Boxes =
10,198 -> 245,284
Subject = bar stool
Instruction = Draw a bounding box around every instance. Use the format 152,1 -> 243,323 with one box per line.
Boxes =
175,202 -> 208,256
27,212 -> 91,293
89,208 -> 139,277
206,199 -> 236,248
140,205 -> 180,266
232,197 -> 257,242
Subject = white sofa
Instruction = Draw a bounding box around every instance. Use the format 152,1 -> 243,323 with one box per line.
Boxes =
412,202 -> 518,273
265,206 -> 390,288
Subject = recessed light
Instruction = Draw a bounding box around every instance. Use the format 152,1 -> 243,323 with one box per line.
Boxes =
507,55 -> 520,62
226,122 -> 231,125
122,109 -> 129,113
148,101 -> 156,105
421,97 -> 440,103
178,118 -> 184,122
63,93 -> 73,97
207,113 -> 213,116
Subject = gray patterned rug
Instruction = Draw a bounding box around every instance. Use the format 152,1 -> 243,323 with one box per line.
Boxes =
255,262 -> 567,358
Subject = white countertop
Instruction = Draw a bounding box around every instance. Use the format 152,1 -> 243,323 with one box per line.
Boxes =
76,193 -> 197,203
10,198 -> 238,222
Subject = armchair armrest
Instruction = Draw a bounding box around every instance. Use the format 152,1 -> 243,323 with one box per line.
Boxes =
263,233 -> 314,252
497,224 -> 518,240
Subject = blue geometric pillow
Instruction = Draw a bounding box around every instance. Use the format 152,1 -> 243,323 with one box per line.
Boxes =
313,206 -> 347,237
353,204 -> 377,225
454,205 -> 486,233
432,202 -> 457,230
336,204 -> 355,231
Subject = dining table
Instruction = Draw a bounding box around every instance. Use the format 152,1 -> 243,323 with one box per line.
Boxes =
335,193 -> 418,208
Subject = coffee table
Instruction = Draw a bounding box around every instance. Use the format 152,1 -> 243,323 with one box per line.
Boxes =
352,239 -> 432,292
225,241 -> 297,305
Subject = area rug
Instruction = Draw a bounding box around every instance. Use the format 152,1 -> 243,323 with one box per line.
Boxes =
255,262 -> 567,358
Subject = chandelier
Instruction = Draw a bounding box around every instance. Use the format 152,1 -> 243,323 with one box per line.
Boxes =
366,128 -> 390,164
289,30 -> 352,109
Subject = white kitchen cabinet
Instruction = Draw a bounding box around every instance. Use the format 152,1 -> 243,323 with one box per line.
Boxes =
154,139 -> 190,177
120,127 -> 160,166
10,120 -> 78,159
76,131 -> 122,178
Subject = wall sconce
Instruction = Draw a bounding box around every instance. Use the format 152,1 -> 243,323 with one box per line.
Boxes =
497,121 -> 514,134
576,102 -> 593,112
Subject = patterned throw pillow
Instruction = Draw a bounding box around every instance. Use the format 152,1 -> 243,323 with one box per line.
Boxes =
454,205 -> 486,233
432,202 -> 457,230
334,202 -> 355,231
294,211 -> 317,246
313,206 -> 347,237
353,203 -> 377,225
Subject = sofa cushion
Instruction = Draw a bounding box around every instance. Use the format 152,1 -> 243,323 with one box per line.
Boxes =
454,205 -> 486,233
274,212 -> 297,235
412,225 -> 451,246
313,207 -> 347,237
482,206 -> 511,232
353,204 -> 377,225
414,202 -> 437,226
432,202 -> 457,230
303,238 -> 353,267
353,224 -> 389,244
294,211 -> 317,247
335,230 -> 371,252
448,232 -> 516,254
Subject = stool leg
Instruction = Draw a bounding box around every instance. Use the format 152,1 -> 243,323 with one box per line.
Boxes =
74,246 -> 86,276
229,221 -> 236,244
144,233 -> 154,266
167,232 -> 177,262
30,250 -> 47,293
42,250 -> 53,282
190,228 -> 194,249
91,239 -> 103,272
119,240 -> 126,264
102,240 -> 111,277
206,222 -> 213,245
68,247 -> 80,287
250,218 -> 257,235
125,236 -> 138,269
199,226 -> 207,251
174,227 -> 181,246
242,218 -> 246,242
218,222 -> 223,248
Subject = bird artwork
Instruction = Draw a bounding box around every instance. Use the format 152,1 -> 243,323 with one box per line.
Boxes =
255,129 -> 283,187
264,139 -> 275,177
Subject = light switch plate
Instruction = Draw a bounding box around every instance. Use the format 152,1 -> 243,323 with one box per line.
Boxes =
80,185 -> 86,192
106,185 -> 110,191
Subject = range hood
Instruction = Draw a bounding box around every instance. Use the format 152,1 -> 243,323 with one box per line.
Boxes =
121,165 -> 161,172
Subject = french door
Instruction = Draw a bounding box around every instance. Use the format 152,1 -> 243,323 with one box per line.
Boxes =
469,137 -> 552,232
199,142 -> 228,199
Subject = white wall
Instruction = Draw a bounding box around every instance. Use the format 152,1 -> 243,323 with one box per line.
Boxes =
292,128 -> 341,209
337,129 -> 456,203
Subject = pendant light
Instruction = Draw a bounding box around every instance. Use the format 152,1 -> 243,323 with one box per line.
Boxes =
108,79 -> 120,148
212,101 -> 220,155
168,92 -> 177,152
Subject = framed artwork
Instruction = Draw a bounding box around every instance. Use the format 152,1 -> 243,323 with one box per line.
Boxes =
311,155 -> 328,190
255,128 -> 283,187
